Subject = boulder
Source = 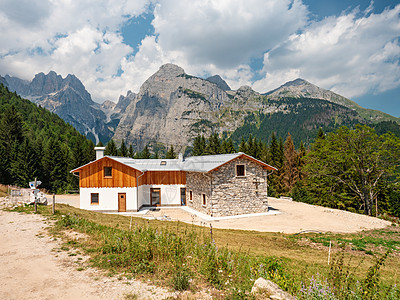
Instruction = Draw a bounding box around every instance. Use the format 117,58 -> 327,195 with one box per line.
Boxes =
251,278 -> 296,300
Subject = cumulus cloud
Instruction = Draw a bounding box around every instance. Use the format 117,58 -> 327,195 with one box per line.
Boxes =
152,0 -> 308,68
253,4 -> 400,98
1,0 -> 399,105
0,0 -> 150,101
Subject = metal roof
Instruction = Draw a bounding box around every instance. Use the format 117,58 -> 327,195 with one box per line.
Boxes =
71,153 -> 277,173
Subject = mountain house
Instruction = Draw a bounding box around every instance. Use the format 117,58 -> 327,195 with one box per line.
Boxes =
70,147 -> 277,217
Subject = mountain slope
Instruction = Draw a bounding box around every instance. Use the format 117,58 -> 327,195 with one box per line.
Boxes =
0,83 -> 94,190
113,64 -> 368,150
4,71 -> 114,143
266,78 -> 400,124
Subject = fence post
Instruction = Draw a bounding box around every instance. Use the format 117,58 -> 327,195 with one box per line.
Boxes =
52,194 -> 55,215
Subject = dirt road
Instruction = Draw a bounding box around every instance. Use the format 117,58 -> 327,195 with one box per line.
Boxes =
0,209 -> 174,300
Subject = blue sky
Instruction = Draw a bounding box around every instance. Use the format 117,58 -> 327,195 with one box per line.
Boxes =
0,0 -> 399,117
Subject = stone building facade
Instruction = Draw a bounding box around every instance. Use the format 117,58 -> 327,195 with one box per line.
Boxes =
186,157 -> 269,217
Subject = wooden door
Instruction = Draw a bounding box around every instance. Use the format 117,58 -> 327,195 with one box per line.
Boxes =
118,193 -> 126,212
150,188 -> 161,206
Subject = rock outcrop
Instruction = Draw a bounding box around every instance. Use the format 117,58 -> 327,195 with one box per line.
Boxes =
4,71 -> 113,144
206,75 -> 231,91
113,64 -> 236,151
251,277 -> 296,300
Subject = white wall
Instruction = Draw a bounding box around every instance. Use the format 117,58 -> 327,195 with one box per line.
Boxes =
80,187 -> 137,211
139,185 -> 185,207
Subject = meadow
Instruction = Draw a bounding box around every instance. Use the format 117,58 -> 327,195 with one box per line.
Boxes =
11,204 -> 400,299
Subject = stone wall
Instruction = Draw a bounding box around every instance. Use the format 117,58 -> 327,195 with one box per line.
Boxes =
186,172 -> 212,215
186,157 -> 269,217
209,157 -> 268,217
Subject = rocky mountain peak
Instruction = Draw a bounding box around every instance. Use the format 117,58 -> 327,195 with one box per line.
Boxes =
236,85 -> 257,98
30,71 -> 63,96
155,63 -> 185,78
281,78 -> 310,87
206,75 -> 231,91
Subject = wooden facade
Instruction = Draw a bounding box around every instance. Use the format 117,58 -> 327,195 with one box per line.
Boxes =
73,157 -> 186,188
75,157 -> 141,188
139,171 -> 186,185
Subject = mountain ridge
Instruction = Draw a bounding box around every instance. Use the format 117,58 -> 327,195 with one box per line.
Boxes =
3,71 -> 114,144
2,64 -> 399,150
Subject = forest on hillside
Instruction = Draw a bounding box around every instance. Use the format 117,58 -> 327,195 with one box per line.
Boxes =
0,84 -> 95,192
1,80 -> 399,218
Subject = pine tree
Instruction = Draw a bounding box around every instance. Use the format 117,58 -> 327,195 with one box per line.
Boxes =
119,139 -> 128,157
247,135 -> 256,157
269,132 -> 279,166
298,140 -> 307,180
207,133 -> 221,154
96,141 -> 104,147
105,139 -> 118,156
317,128 -> 325,140
283,133 -> 299,193
238,137 -> 247,154
0,106 -> 24,184
192,135 -> 204,156
42,138 -> 68,192
166,145 -> 177,159
128,145 -> 135,158
141,145 -> 151,159
225,138 -> 236,153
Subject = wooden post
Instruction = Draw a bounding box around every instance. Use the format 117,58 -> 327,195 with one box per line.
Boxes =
328,240 -> 332,265
52,194 -> 55,215
34,201 -> 37,213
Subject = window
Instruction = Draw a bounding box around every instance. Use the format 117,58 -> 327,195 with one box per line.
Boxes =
189,190 -> 193,202
236,164 -> 245,177
91,193 -> 99,205
180,188 -> 186,206
104,166 -> 112,177
202,194 -> 206,206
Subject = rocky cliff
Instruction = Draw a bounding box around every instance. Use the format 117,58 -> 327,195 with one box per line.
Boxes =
112,64 -> 361,150
4,71 -> 113,144
0,76 -> 8,88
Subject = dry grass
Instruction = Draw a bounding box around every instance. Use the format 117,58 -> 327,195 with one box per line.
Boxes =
23,203 -> 400,288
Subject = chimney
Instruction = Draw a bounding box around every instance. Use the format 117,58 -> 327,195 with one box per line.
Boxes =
178,153 -> 184,162
94,147 -> 106,160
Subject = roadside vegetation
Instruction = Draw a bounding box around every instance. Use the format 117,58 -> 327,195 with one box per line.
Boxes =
10,204 -> 400,299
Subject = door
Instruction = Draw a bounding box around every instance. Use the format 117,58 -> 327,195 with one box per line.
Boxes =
150,188 -> 161,206
118,193 -> 126,212
180,188 -> 186,206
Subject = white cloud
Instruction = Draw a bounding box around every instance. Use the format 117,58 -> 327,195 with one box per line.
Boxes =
152,0 -> 308,68
253,4 -> 400,97
0,0 -> 150,101
1,0 -> 399,105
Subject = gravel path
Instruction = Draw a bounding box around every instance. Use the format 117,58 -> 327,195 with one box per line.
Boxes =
52,195 -> 391,234
0,209 -> 176,300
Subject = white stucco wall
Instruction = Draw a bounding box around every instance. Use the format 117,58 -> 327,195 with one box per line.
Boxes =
80,187 -> 137,212
139,185 -> 185,207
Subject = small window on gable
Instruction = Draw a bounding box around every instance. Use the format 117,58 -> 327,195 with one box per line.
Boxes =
91,193 -> 99,205
104,166 -> 112,177
189,190 -> 193,202
236,164 -> 245,177
202,194 -> 206,206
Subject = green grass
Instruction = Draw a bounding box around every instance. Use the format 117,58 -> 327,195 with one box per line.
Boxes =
9,204 -> 400,299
